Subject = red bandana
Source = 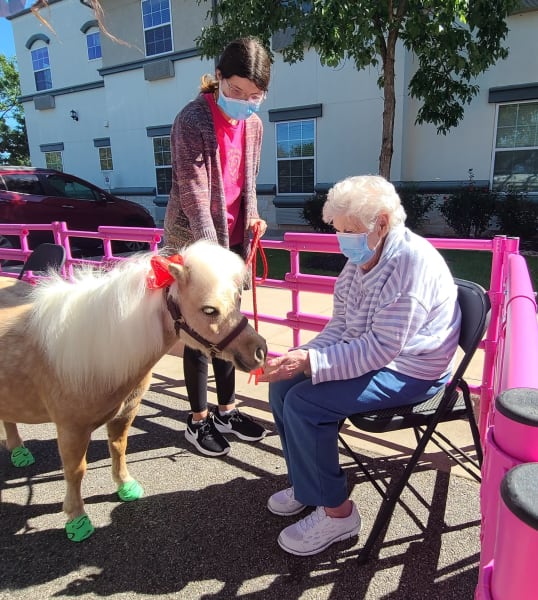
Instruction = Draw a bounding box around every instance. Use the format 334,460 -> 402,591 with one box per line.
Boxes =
147,254 -> 183,289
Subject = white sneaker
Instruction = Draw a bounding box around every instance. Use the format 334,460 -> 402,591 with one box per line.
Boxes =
267,487 -> 306,516
278,503 -> 361,556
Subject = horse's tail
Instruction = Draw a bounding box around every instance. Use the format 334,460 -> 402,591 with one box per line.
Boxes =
0,421 -> 5,442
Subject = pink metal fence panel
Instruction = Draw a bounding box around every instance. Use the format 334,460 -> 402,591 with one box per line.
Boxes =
476,253 -> 538,600
0,222 -> 163,280
247,232 -> 509,432
496,254 -> 538,392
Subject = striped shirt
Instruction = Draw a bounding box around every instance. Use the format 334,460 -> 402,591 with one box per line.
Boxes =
304,226 -> 461,384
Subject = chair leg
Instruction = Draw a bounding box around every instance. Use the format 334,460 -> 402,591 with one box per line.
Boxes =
339,433 -> 388,497
460,381 -> 483,466
359,496 -> 398,563
358,413 -> 445,563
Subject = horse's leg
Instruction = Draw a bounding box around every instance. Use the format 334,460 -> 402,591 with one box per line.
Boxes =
3,422 -> 35,467
107,383 -> 147,502
56,424 -> 95,542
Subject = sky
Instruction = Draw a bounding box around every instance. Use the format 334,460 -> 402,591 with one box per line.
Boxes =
0,18 -> 16,57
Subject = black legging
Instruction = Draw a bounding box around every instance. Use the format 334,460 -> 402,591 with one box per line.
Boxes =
183,345 -> 235,412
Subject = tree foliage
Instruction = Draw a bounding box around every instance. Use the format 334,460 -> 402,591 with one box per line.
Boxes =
196,0 -> 518,179
0,54 -> 29,165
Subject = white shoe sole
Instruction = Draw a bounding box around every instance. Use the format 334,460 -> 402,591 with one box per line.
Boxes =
277,522 -> 361,556
267,500 -> 307,517
185,428 -> 230,457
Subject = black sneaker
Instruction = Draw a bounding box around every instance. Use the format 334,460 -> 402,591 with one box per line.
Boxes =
185,413 -> 230,457
212,407 -> 267,441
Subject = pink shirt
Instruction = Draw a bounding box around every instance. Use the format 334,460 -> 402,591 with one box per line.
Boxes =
205,93 -> 245,246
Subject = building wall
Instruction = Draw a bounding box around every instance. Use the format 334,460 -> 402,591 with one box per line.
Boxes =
98,0 -> 208,66
8,0 -> 538,229
400,10 -> 538,185
14,0 -> 101,95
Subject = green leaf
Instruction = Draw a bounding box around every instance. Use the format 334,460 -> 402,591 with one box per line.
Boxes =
195,0 -> 518,179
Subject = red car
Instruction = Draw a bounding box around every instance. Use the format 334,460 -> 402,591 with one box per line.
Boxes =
0,166 -> 156,253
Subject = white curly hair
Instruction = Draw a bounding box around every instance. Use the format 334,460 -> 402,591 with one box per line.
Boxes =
323,175 -> 406,231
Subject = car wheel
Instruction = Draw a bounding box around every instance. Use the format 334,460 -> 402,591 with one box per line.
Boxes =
122,239 -> 150,253
112,239 -> 150,254
0,235 -> 17,266
111,222 -> 152,254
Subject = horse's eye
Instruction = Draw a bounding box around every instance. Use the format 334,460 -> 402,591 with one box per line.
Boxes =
202,306 -> 219,316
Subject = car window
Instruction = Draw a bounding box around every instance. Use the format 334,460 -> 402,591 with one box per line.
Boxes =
46,174 -> 100,201
2,174 -> 43,195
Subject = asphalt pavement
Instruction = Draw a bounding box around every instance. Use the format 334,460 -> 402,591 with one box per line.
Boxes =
1,362 -> 481,600
0,282 -> 483,600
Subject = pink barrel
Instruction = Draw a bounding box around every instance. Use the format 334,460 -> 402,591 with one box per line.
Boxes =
493,389 -> 538,462
475,562 -> 494,600
477,388 -> 538,598
479,429 -> 520,573
491,462 -> 538,599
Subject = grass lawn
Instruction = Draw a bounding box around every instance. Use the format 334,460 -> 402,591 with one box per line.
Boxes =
256,248 -> 538,292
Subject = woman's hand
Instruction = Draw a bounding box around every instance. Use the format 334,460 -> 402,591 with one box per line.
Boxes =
249,218 -> 267,237
257,349 -> 311,383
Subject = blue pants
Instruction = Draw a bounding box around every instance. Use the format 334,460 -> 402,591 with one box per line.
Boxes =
268,368 -> 448,508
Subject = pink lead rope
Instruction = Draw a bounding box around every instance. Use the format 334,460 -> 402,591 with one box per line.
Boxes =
245,222 -> 267,385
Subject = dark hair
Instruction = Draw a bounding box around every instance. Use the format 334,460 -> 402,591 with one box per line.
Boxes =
217,37 -> 271,91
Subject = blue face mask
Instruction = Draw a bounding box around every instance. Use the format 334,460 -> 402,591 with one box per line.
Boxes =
336,232 -> 375,266
217,86 -> 260,121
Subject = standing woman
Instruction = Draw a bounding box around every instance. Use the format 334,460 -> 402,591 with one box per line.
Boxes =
164,37 -> 270,457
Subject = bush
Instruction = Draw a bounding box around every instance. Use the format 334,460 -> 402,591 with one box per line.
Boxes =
303,187 -> 435,234
398,187 -> 435,231
438,171 -> 497,238
301,192 -> 335,233
495,189 -> 538,247
301,192 -> 345,271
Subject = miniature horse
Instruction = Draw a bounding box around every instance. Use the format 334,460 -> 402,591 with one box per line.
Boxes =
0,240 -> 267,541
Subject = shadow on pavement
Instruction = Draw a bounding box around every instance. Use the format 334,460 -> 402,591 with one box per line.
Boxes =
0,387 -> 480,600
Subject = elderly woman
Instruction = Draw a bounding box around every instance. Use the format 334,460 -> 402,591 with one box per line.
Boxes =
259,175 -> 461,556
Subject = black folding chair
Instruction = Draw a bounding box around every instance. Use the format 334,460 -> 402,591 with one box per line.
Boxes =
338,278 -> 491,563
17,243 -> 66,280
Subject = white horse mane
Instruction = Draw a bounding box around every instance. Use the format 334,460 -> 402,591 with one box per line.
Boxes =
27,241 -> 247,397
28,253 -> 165,396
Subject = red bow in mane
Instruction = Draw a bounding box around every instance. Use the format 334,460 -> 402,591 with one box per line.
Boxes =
147,254 -> 183,289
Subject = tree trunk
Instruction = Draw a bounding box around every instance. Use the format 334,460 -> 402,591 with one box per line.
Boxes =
379,33 -> 397,180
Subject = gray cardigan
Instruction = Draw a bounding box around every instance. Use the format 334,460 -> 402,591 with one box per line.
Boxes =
163,94 -> 263,263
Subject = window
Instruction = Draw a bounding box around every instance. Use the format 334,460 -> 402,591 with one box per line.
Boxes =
2,174 -> 43,195
44,151 -> 63,171
31,46 -> 52,91
98,146 -> 113,171
281,0 -> 312,10
141,0 -> 172,57
47,174 -> 100,201
276,119 -> 315,194
493,101 -> 538,192
153,136 -> 172,195
86,30 -> 102,60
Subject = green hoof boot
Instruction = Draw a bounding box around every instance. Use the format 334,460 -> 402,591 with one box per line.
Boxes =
11,446 -> 35,468
117,480 -> 144,502
65,514 -> 94,542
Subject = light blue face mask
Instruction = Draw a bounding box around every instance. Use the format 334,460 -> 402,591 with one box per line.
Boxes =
217,86 -> 261,121
336,232 -> 375,266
